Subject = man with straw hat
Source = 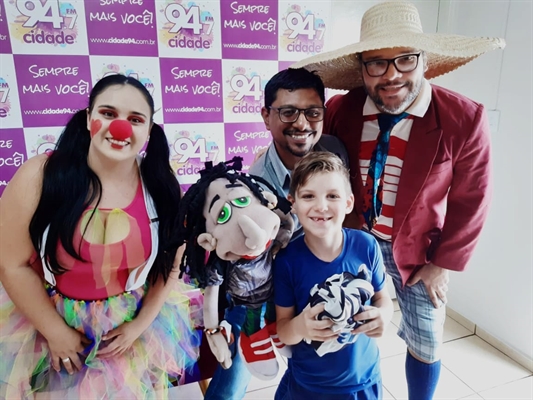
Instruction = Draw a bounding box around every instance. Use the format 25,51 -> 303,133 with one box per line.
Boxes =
292,1 -> 505,399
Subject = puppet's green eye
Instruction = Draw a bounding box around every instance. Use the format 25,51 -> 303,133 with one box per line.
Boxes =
231,196 -> 251,208
217,203 -> 232,224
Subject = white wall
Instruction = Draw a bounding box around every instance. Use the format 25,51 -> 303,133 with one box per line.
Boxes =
329,0 -> 533,362
434,0 -> 533,363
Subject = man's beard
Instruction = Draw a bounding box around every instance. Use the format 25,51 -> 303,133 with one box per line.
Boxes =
366,79 -> 422,114
282,129 -> 317,157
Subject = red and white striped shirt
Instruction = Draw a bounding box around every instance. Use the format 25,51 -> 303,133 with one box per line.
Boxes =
360,79 -> 432,241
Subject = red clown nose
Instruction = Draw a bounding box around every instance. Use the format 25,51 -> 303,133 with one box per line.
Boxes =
109,119 -> 133,141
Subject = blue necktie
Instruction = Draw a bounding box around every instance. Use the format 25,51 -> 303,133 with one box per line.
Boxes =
363,112 -> 409,231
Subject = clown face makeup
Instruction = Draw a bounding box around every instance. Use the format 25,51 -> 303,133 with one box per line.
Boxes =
87,84 -> 151,161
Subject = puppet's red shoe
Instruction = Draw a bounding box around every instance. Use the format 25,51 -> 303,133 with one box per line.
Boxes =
238,327 -> 278,380
266,322 -> 292,358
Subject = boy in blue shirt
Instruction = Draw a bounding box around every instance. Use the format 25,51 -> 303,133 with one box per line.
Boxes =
274,152 -> 394,399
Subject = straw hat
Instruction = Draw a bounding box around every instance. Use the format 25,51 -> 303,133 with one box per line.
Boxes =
291,1 -> 506,90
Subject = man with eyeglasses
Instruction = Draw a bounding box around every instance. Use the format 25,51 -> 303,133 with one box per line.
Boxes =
204,67 -> 348,400
292,2 -> 505,399
250,67 -> 348,239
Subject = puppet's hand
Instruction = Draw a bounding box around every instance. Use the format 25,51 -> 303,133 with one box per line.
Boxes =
205,321 -> 233,369
272,208 -> 295,254
206,332 -> 232,369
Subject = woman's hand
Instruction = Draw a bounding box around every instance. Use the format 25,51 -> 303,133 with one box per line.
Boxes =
47,326 -> 92,374
97,319 -> 145,359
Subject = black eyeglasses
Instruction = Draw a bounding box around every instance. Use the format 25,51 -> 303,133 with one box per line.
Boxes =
269,106 -> 326,123
361,53 -> 422,77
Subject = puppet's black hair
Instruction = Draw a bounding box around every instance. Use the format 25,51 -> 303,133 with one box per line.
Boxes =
172,157 -> 290,288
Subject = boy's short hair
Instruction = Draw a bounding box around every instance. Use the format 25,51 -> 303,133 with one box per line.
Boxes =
290,151 -> 352,197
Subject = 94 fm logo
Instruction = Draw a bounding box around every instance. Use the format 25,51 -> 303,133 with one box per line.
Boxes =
283,7 -> 325,53
172,134 -> 219,176
14,0 -> 79,45
0,79 -> 10,119
229,73 -> 263,114
165,3 -> 215,50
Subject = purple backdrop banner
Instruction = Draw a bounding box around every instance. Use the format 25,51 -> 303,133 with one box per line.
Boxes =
0,1 -> 12,54
160,57 -> 223,123
224,122 -> 271,171
220,0 -> 278,60
0,0 -> 332,196
85,0 -> 158,56
0,128 -> 26,194
14,54 -> 92,128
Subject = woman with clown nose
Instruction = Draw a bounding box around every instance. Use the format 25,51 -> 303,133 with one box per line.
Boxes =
0,74 -> 200,399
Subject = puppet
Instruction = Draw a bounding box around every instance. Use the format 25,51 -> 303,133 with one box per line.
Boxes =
175,157 -> 293,380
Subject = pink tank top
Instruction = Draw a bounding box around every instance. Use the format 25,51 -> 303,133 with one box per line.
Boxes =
54,183 -> 152,300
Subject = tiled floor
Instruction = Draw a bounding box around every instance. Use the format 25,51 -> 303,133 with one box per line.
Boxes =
170,303 -> 533,399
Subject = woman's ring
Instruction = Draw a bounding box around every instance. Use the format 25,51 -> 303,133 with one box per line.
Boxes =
62,358 -> 70,363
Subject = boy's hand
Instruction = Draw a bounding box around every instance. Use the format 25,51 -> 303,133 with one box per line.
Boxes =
351,305 -> 387,338
296,303 -> 339,342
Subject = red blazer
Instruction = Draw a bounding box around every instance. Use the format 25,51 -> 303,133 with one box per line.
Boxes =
325,84 -> 492,285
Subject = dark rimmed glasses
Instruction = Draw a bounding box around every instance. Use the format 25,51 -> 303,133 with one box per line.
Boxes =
361,53 -> 422,77
269,106 -> 326,123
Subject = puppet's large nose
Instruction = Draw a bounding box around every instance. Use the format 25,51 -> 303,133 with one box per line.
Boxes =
109,119 -> 133,141
238,215 -> 267,250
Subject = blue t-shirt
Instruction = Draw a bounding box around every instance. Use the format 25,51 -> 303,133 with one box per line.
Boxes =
274,228 -> 386,394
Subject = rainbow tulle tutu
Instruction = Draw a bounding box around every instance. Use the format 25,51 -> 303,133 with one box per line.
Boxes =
0,282 -> 202,399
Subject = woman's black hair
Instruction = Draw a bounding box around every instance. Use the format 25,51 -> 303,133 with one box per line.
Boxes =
29,74 -> 181,284
171,157 -> 290,288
